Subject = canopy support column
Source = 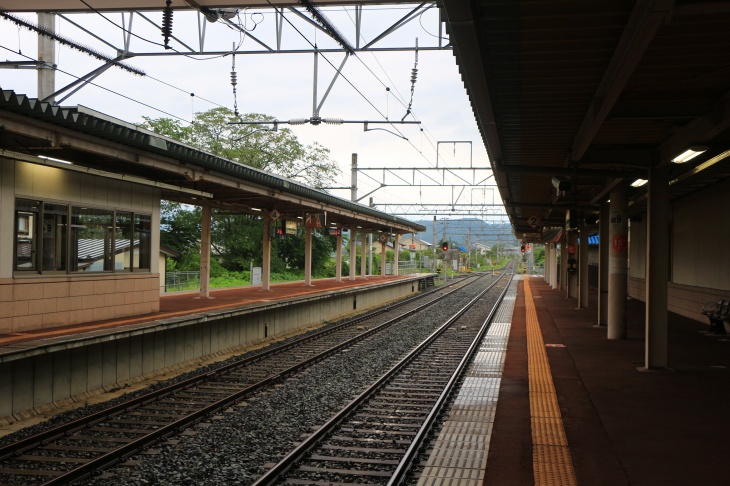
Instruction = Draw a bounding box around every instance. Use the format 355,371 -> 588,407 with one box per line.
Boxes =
361,232 -> 368,278
349,229 -> 357,280
199,205 -> 211,299
262,212 -> 271,291
304,226 -> 313,286
335,231 -> 343,282
644,166 -> 669,369
608,187 -> 628,340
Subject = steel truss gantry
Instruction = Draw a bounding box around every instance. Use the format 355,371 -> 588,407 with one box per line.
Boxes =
0,3 -> 449,104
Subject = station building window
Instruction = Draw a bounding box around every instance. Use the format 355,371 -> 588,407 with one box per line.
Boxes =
13,198 -> 152,275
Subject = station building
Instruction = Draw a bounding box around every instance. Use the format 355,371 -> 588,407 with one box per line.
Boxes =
0,90 -> 427,333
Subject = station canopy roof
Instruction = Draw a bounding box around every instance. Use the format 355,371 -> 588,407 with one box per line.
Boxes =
0,89 -> 425,234
441,0 -> 730,242
5,1 -> 730,242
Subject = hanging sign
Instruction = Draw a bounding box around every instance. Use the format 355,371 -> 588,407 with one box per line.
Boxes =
285,220 -> 298,235
269,209 -> 281,221
305,213 -> 325,228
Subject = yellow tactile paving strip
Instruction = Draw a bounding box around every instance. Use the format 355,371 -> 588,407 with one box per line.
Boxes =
524,277 -> 577,486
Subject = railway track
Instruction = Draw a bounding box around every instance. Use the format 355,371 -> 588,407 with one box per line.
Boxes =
253,272 -> 513,486
0,271 -> 502,485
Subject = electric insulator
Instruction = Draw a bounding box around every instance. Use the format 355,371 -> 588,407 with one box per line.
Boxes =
288,118 -> 308,125
230,71 -> 237,86
411,67 -> 418,83
162,0 -> 174,50
322,118 -> 343,125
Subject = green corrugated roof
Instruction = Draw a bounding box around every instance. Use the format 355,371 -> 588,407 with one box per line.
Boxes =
0,89 -> 426,233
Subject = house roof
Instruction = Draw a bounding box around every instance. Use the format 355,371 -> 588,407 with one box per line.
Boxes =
400,236 -> 432,247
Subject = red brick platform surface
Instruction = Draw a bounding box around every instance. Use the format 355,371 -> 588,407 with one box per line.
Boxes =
486,276 -> 730,485
0,275 -> 404,348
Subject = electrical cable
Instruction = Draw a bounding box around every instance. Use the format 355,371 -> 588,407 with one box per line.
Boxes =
77,0 -> 246,62
0,44 -> 191,124
338,6 -> 461,174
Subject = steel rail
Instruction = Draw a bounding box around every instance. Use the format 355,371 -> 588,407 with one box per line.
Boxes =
0,272 -> 498,485
388,273 -> 514,485
0,275 -> 448,462
251,270 -> 512,486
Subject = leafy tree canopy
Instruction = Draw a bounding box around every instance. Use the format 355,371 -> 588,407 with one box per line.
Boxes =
141,108 -> 340,188
144,109 -> 342,278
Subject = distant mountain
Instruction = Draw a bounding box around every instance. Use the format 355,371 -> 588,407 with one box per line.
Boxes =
407,218 -> 519,248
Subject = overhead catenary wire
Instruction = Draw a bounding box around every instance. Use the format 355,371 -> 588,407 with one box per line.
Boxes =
339,7 -> 449,160
0,44 -> 192,124
270,3 -> 452,173
77,0 -> 247,62
338,5 -> 464,176
3,5 -> 467,193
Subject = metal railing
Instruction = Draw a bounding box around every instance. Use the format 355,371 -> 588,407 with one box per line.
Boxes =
164,271 -> 200,292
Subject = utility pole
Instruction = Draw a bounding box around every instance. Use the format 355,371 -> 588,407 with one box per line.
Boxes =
38,13 -> 56,101
350,153 -> 357,203
368,197 -> 374,276
432,216 -> 437,274
467,227 -> 471,270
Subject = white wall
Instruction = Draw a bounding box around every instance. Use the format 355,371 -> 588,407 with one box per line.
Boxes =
627,178 -> 730,322
672,179 -> 730,290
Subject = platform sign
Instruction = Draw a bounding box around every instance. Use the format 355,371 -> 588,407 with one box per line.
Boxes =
251,267 -> 262,286
378,233 -> 388,244
269,209 -> 281,221
305,213 -> 325,228
285,220 -> 298,235
527,214 -> 542,229
612,234 -> 628,252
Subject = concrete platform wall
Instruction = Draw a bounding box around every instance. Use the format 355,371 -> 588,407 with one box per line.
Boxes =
0,278 -> 421,422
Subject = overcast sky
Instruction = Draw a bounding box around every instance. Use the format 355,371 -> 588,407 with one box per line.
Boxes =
0,5 -> 505,225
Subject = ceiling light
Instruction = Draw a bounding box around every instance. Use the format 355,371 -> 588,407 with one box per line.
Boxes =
672,146 -> 708,164
631,179 -> 648,187
38,155 -> 72,165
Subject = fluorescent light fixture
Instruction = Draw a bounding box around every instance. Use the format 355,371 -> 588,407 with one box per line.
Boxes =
38,155 -> 73,165
672,146 -> 708,163
631,179 -> 648,187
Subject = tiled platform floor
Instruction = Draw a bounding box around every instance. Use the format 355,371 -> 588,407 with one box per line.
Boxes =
418,277 -> 517,486
422,275 -> 730,485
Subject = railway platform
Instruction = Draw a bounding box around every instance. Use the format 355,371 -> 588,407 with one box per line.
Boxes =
0,275 -> 407,351
0,274 -> 431,423
420,275 -> 730,485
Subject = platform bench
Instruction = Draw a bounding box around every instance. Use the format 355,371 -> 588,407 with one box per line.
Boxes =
701,299 -> 730,334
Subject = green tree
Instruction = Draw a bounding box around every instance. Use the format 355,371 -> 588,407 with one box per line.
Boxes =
533,245 -> 545,266
141,108 -> 340,189
159,201 -> 200,255
142,108 -> 342,279
276,230 -> 335,277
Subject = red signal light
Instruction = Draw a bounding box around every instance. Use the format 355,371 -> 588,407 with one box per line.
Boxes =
441,242 -> 449,251
521,245 -> 525,253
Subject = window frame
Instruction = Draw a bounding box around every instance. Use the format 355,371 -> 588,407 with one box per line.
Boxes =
13,198 -> 153,276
